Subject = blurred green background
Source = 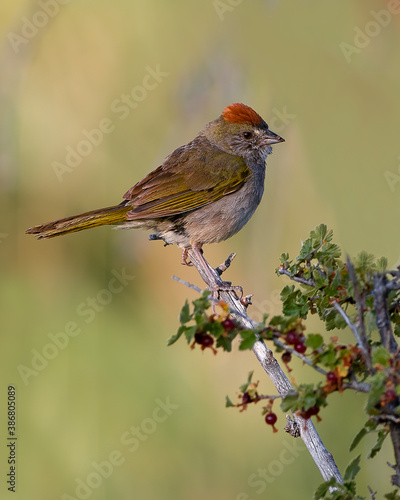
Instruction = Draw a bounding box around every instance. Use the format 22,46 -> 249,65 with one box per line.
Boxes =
1,0 -> 400,498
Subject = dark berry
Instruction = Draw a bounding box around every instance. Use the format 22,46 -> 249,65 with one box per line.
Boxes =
294,343 -> 307,354
306,405 -> 320,417
282,351 -> 292,363
326,371 -> 337,382
194,332 -> 203,344
221,318 -> 236,331
385,390 -> 397,402
286,331 -> 299,345
242,392 -> 251,405
201,335 -> 214,348
265,412 -> 277,426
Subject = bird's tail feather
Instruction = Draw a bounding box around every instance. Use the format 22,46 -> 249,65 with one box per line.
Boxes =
26,202 -> 131,239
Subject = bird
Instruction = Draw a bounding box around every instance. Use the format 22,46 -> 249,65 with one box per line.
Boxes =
26,103 -> 284,288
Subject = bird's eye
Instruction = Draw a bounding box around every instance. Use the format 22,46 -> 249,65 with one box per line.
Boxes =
243,131 -> 253,140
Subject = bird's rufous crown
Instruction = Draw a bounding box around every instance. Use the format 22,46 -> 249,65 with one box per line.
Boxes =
222,103 -> 264,126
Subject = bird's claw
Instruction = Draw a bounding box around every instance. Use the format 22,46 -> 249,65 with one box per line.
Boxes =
207,282 -> 243,301
181,249 -> 193,266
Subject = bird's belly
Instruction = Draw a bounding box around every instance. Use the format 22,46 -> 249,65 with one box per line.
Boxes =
165,175 -> 265,247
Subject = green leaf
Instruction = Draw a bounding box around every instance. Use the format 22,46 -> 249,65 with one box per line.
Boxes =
368,429 -> 388,459
344,455 -> 361,481
179,300 -> 191,324
310,224 -> 328,244
355,251 -> 375,272
183,325 -> 197,344
192,292 -> 211,313
297,239 -> 314,261
304,393 -> 317,410
207,320 -> 224,338
334,311 -> 347,329
319,347 -> 337,369
366,372 -> 386,411
305,334 -> 323,349
239,330 -> 257,350
194,313 -> 204,325
225,395 -> 235,408
385,489 -> 400,500
167,325 -> 188,346
350,427 -> 368,451
281,393 -> 299,412
376,256 -> 388,272
216,335 -> 232,352
313,477 -> 336,499
371,345 -> 391,366
279,252 -> 290,264
239,371 -> 254,393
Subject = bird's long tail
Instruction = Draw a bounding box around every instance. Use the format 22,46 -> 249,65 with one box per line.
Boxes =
26,202 -> 131,239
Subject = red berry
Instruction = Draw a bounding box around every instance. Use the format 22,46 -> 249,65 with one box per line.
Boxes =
265,412 -> 277,426
282,351 -> 292,363
385,390 -> 397,402
201,335 -> 214,347
326,371 -> 337,382
221,318 -> 236,331
286,331 -> 299,345
294,343 -> 307,354
194,333 -> 213,347
306,405 -> 320,417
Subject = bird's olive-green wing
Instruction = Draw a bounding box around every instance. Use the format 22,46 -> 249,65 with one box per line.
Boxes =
123,142 -> 251,220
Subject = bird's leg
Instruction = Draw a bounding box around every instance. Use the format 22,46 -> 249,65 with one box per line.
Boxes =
190,244 -> 243,300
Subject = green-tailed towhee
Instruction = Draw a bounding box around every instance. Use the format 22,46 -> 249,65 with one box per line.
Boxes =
27,103 -> 284,278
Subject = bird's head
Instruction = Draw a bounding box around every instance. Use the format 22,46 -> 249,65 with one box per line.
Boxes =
203,103 -> 285,163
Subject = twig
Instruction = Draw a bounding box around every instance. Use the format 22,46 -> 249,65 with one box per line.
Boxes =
278,268 -> 316,287
368,485 -> 377,500
175,249 -> 343,485
333,301 -> 372,368
172,275 -> 252,323
342,380 -> 370,393
215,252 -> 236,275
273,338 -> 328,376
172,275 -> 203,294
389,424 -> 400,486
346,257 -> 372,370
373,274 -> 399,355
234,394 -> 283,408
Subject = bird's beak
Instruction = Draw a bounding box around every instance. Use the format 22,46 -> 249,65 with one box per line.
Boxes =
264,129 -> 285,145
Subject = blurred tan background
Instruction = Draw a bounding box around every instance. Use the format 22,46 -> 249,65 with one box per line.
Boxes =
1,0 -> 400,498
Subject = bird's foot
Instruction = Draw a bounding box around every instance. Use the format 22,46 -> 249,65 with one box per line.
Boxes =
181,248 -> 193,266
207,281 -> 243,302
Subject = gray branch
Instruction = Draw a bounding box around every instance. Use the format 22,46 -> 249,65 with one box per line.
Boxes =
373,273 -> 398,355
277,267 -> 316,287
333,301 -> 372,370
175,249 -> 343,485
